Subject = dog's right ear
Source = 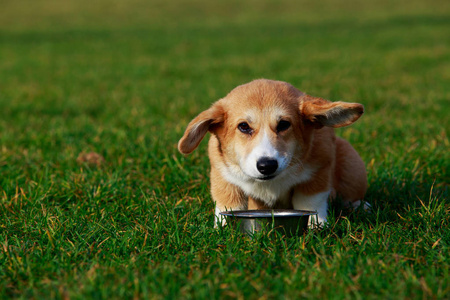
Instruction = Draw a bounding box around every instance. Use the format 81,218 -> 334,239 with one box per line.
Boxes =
178,103 -> 224,154
300,95 -> 364,129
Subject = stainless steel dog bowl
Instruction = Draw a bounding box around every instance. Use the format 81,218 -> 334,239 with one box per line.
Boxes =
220,209 -> 317,237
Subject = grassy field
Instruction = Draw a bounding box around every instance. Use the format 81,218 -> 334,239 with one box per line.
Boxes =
1,0 -> 449,298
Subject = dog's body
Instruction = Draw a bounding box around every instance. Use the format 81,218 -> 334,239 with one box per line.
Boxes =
179,79 -> 367,225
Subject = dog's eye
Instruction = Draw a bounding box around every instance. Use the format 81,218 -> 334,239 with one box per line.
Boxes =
277,120 -> 291,132
238,122 -> 253,134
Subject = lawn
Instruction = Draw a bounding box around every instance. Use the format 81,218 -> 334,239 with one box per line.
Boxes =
0,0 -> 449,298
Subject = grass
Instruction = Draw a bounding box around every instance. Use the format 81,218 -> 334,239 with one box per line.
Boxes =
0,0 -> 449,298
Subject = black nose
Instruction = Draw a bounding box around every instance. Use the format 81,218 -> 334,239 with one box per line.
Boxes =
256,157 -> 278,175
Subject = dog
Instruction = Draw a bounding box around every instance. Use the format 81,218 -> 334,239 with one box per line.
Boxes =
178,79 -> 368,226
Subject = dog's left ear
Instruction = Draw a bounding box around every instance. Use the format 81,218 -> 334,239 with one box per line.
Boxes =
178,103 -> 224,154
300,95 -> 364,129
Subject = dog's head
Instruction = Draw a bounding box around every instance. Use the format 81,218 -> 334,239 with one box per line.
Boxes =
178,79 -> 363,182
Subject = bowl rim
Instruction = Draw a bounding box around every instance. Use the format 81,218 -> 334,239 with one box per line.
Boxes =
219,209 -> 317,218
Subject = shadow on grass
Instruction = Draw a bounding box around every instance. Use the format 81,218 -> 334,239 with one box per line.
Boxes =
327,174 -> 448,235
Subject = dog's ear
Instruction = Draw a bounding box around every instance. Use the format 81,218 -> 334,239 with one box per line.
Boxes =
178,103 -> 224,154
300,95 -> 364,129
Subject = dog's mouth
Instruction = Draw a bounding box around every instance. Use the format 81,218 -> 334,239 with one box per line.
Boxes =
256,175 -> 276,181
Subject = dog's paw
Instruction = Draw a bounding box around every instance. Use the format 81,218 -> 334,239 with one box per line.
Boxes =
308,216 -> 327,229
214,217 -> 227,228
214,207 -> 227,228
350,200 -> 372,212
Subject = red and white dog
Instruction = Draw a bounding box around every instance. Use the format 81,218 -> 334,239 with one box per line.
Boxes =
178,79 -> 368,225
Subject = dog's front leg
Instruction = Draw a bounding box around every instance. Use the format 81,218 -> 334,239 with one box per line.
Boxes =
291,190 -> 330,226
210,167 -> 247,227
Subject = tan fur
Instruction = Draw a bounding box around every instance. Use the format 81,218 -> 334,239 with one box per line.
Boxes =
178,79 -> 367,224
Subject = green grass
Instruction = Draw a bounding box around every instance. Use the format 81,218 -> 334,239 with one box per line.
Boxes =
0,0 -> 449,298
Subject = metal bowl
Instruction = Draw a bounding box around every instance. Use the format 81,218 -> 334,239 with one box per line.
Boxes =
220,209 -> 317,237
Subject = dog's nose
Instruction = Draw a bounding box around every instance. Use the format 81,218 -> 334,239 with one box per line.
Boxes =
256,157 -> 278,175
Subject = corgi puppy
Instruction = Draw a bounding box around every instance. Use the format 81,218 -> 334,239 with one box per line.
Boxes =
178,79 -> 367,225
